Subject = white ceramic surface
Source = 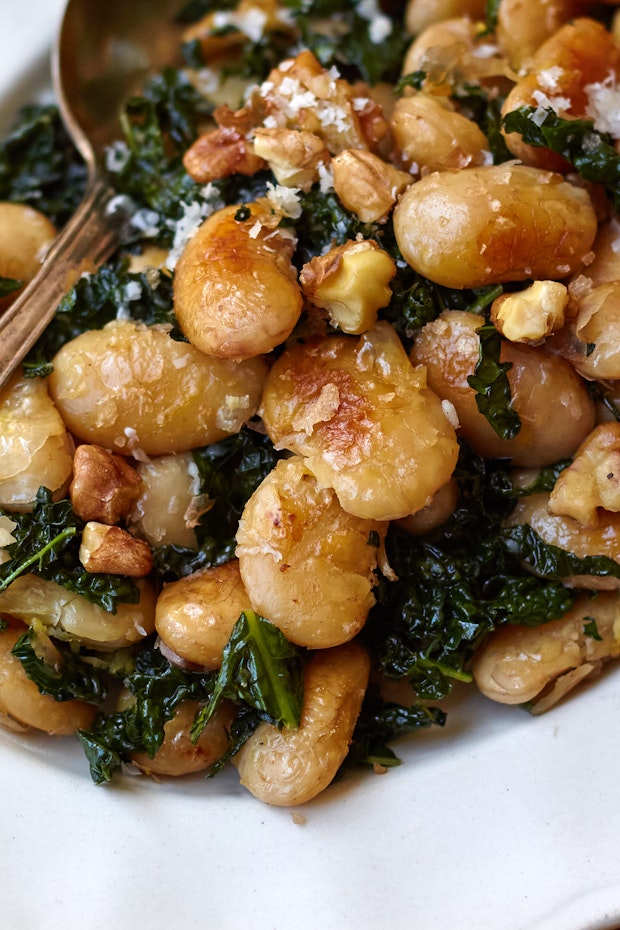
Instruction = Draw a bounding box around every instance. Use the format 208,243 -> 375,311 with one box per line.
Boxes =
1,4 -> 620,929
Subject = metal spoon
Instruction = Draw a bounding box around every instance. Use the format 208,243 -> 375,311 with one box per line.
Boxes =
0,0 -> 186,389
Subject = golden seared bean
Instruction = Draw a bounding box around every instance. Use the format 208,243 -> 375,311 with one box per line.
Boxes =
401,17 -> 513,89
173,201 -> 303,359
393,164 -> 597,289
390,95 -> 490,174
0,625 -> 96,735
0,576 -> 156,649
260,322 -> 459,521
495,0 -> 589,69
236,457 -> 386,649
472,592 -> 620,710
505,492 -> 620,590
129,452 -> 200,549
155,560 -> 252,669
397,478 -> 459,536
0,371 -> 73,512
234,641 -> 370,806
402,17 -> 478,76
132,699 -> 235,776
410,310 -> 595,466
48,320 -> 267,456
404,0 -> 486,35
581,216 -> 620,287
0,203 -> 56,309
501,18 -> 620,170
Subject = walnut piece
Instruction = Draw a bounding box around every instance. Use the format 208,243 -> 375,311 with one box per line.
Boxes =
70,444 -> 142,525
548,423 -> 620,528
490,280 -> 568,344
183,125 -> 266,184
252,128 -> 330,190
332,149 -> 411,223
300,240 -> 396,334
79,522 -> 153,576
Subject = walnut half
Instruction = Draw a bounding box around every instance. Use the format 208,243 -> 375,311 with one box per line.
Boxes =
70,444 -> 142,525
79,523 -> 153,577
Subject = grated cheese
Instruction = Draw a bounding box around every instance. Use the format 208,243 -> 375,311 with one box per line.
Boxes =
165,184 -> 225,271
266,182 -> 302,219
585,74 -> 620,138
357,0 -> 393,44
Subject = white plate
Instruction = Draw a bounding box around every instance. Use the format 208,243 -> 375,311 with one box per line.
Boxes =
2,5 -> 620,929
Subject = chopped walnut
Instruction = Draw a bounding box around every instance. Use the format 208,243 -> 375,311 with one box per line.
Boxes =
332,149 -> 411,223
79,522 -> 153,577
70,444 -> 142,525
252,128 -> 330,190
300,240 -> 396,335
548,423 -> 620,528
248,50 -> 389,154
183,125 -> 266,184
490,281 -> 568,344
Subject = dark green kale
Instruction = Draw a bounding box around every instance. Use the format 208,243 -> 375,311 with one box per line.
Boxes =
587,382 -> 620,422
502,106 -> 620,207
345,687 -> 446,768
78,646 -> 217,783
191,609 -> 305,740
467,323 -> 521,440
484,0 -> 502,33
0,488 -> 140,613
0,104 -> 87,226
451,83 -> 512,164
153,428 -> 281,581
24,259 -> 179,377
364,443 -> 576,700
11,628 -> 108,705
0,276 -> 22,298
583,617 -> 603,641
499,524 -> 620,583
289,0 -> 406,85
396,71 -> 427,93
489,459 -> 571,499
111,69 -> 211,237
295,189 -> 378,264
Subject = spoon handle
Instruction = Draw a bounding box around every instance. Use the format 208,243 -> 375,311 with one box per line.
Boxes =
0,174 -> 128,391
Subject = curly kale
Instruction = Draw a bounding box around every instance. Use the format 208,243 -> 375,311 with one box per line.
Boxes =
0,489 -> 140,613
0,104 -> 87,226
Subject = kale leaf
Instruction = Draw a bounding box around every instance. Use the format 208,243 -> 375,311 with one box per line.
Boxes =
485,0 -> 502,33
0,488 -> 140,613
25,259 -> 179,376
0,104 -> 87,226
467,323 -> 521,440
12,627 -> 108,705
0,276 -> 22,297
345,687 -> 447,768
191,609 -> 305,740
78,647 -> 217,783
502,106 -> 620,207
364,443 -> 576,700
451,83 -> 512,164
500,523 -> 620,582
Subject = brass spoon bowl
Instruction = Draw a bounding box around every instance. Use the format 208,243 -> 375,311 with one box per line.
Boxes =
0,0 -> 186,389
